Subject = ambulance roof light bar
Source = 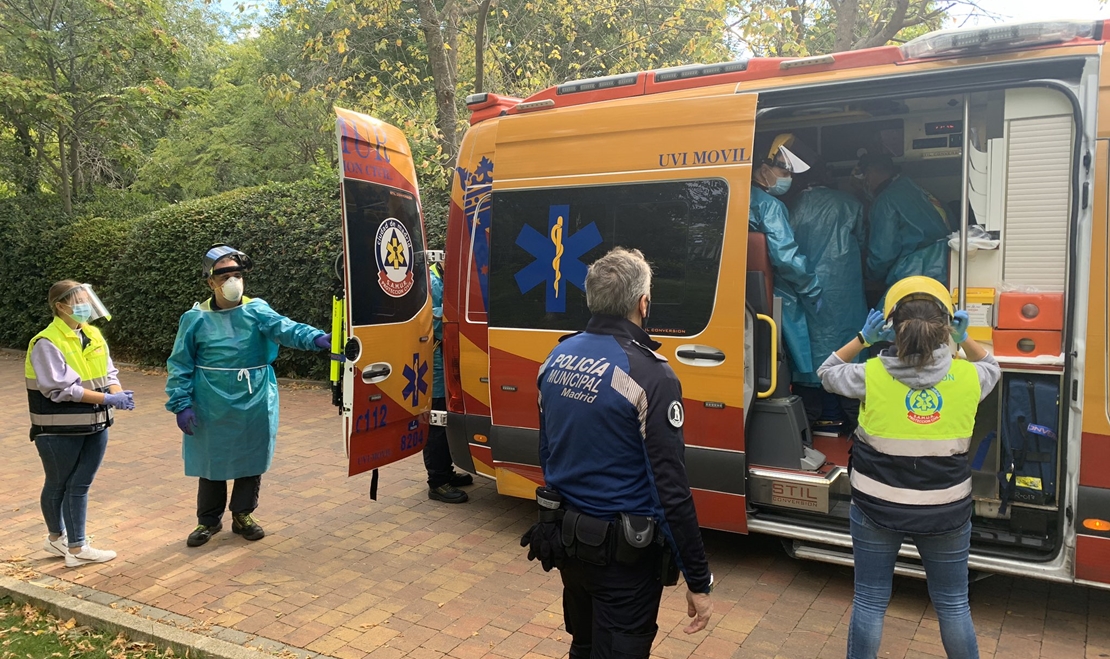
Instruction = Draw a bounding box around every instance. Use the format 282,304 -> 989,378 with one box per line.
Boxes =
900,20 -> 1098,60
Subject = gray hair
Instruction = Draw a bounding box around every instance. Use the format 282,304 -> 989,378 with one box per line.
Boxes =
585,247 -> 652,317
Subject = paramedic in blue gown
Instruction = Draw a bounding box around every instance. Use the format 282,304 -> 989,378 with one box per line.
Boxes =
750,134 -> 823,379
858,152 -> 951,299
522,247 -> 713,658
788,164 -> 868,433
166,245 -> 333,548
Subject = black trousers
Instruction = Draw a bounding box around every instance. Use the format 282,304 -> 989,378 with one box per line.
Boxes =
559,553 -> 664,659
423,396 -> 454,488
796,385 -> 861,436
197,475 -> 260,527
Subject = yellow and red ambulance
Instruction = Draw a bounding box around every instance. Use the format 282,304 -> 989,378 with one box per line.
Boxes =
335,19 -> 1110,588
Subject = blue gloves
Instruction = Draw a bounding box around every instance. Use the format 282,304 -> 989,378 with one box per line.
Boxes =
176,408 -> 197,435
315,333 -> 346,362
861,309 -> 894,346
103,391 -> 135,410
951,310 -> 970,344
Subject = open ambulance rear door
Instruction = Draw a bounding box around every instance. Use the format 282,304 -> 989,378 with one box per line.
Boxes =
485,90 -> 759,533
335,107 -> 435,478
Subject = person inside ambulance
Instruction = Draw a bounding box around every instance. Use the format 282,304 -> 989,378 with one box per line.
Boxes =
818,276 -> 1000,659
787,158 -> 868,434
857,152 -> 951,301
166,245 -> 333,548
750,134 -> 823,380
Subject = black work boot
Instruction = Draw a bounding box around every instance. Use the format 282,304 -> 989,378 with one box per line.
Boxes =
429,484 -> 469,504
448,471 -> 474,487
231,513 -> 265,541
187,522 -> 222,547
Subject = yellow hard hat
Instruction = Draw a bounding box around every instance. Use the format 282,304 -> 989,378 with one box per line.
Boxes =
883,276 -> 954,319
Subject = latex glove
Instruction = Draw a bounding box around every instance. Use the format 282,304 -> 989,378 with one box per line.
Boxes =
684,590 -> 713,634
102,390 -> 135,411
313,334 -> 331,351
520,519 -> 565,572
951,309 -> 970,344
860,309 -> 894,346
176,408 -> 197,435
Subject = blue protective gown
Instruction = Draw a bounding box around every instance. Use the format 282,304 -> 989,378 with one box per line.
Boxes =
749,185 -> 822,376
788,185 -> 868,384
866,175 -> 950,290
165,297 -> 325,481
431,267 -> 444,399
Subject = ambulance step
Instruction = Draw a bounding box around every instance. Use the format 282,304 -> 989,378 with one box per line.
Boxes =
747,465 -> 847,514
785,541 -> 928,580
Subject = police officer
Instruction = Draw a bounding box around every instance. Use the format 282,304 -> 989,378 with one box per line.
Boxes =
522,247 -> 713,659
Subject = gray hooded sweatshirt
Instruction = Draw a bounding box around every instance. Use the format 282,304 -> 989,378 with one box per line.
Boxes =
818,346 -> 1000,404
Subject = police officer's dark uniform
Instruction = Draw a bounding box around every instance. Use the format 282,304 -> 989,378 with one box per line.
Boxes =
527,313 -> 713,658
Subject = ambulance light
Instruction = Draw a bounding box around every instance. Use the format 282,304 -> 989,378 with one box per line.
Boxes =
557,73 -> 639,95
654,60 -> 748,83
514,99 -> 556,112
1083,518 -> 1110,532
901,20 -> 1097,60
780,54 -> 835,70
465,93 -> 489,106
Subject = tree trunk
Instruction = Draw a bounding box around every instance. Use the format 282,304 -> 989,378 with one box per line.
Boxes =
14,123 -> 39,195
57,126 -> 72,215
474,0 -> 494,93
415,0 -> 460,159
833,0 -> 860,53
855,0 -> 911,50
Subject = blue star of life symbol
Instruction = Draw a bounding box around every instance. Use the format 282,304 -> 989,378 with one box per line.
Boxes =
514,204 -> 602,313
401,352 -> 428,407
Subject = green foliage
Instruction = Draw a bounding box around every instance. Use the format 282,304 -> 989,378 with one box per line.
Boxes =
109,173 -> 341,378
0,597 -> 177,658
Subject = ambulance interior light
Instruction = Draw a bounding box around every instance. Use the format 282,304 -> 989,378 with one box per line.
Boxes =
900,20 -> 1097,60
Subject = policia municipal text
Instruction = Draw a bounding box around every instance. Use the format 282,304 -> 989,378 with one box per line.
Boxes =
521,248 -> 713,659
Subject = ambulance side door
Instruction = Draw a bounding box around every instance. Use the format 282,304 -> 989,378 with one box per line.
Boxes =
335,107 -> 435,477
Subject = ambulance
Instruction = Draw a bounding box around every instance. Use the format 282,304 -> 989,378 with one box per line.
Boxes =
333,19 -> 1110,588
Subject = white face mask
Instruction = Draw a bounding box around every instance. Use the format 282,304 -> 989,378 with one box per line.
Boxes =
220,276 -> 244,303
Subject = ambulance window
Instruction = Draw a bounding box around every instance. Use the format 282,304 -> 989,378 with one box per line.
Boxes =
343,179 -> 429,327
489,179 -> 728,335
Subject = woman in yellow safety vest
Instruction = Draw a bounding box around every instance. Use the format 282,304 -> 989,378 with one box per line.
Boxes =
24,280 -> 135,568
818,276 -> 1000,659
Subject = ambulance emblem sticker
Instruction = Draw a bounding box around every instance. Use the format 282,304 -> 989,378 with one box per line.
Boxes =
668,401 -> 684,428
375,218 -> 415,298
906,388 -> 943,425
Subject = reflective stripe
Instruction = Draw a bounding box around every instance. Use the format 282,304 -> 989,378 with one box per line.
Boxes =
851,469 -> 972,505
856,428 -> 970,457
25,376 -> 110,393
28,411 -> 110,426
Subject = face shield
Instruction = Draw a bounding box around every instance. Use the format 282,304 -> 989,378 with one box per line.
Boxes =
52,283 -> 111,323
202,244 -> 253,279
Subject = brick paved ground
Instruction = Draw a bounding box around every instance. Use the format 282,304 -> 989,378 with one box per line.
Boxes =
2,350 -> 1109,659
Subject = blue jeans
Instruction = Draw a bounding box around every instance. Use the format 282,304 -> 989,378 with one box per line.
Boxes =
848,503 -> 978,659
35,430 -> 109,548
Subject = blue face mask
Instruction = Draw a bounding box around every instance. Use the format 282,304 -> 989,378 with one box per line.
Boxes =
767,176 -> 792,196
69,303 -> 92,324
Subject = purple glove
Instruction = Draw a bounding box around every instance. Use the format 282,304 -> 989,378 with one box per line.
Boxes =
176,408 -> 197,435
313,334 -> 330,351
103,391 -> 135,410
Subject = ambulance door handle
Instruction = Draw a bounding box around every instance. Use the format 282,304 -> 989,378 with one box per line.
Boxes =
675,344 -> 725,367
755,314 -> 777,399
362,363 -> 391,384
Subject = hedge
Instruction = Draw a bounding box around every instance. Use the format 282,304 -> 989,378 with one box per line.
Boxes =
0,174 -> 345,380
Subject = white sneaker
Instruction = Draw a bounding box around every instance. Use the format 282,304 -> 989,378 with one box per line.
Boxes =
43,535 -> 68,557
65,545 -> 116,568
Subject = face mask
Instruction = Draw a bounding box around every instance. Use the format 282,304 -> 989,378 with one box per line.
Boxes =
767,176 -> 792,197
221,276 -> 244,303
69,303 -> 92,324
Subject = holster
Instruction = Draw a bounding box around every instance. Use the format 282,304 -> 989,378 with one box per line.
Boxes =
562,510 -> 612,566
658,538 -> 679,586
614,513 -> 654,565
